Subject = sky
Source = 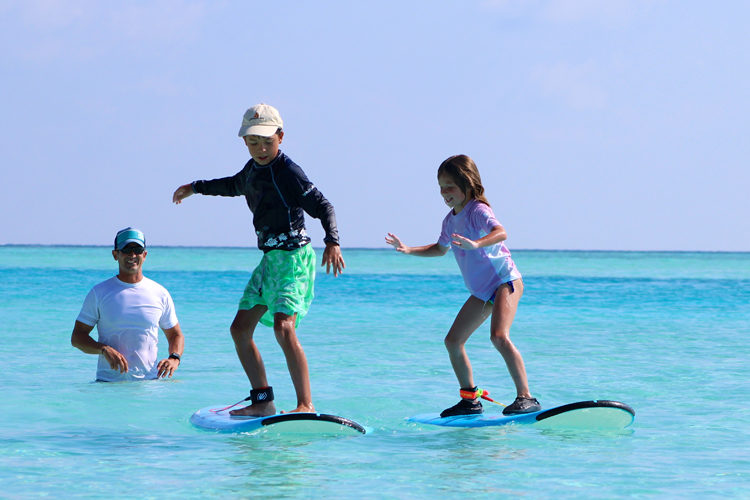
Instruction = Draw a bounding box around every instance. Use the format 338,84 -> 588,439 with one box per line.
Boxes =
1,0 -> 748,251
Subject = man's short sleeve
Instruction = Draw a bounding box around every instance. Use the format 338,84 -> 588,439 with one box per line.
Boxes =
76,288 -> 99,327
158,290 -> 179,331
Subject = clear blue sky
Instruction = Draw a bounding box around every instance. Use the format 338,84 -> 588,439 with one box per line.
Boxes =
1,1 -> 747,251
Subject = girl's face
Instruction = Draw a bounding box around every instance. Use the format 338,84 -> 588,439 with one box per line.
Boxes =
438,174 -> 468,214
244,131 -> 284,165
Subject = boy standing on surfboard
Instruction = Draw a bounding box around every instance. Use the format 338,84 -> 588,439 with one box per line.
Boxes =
172,103 -> 345,416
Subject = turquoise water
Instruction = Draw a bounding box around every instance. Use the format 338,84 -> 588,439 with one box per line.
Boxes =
1,246 -> 749,498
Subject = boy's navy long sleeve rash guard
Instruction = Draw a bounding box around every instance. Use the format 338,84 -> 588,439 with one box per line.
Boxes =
192,152 -> 339,252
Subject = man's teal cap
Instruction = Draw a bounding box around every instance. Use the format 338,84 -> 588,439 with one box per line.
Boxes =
114,227 -> 146,250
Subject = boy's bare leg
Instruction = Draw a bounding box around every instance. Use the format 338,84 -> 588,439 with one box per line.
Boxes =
229,307 -> 277,417
274,312 -> 314,413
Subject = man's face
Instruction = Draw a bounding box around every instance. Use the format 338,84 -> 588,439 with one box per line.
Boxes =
112,243 -> 147,275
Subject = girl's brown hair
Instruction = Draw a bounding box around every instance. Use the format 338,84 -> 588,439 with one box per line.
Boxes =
437,154 -> 490,206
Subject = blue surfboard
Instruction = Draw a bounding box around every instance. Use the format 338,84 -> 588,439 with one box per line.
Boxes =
190,405 -> 367,435
408,400 -> 634,430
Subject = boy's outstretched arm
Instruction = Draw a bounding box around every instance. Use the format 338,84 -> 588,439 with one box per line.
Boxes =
322,242 -> 345,277
172,183 -> 194,204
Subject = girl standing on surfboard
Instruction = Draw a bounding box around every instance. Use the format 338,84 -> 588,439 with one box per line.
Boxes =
386,154 -> 540,417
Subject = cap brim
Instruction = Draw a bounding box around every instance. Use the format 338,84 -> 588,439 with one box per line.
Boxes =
117,239 -> 145,250
238,124 -> 279,137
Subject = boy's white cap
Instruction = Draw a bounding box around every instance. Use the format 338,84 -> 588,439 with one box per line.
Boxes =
238,103 -> 283,137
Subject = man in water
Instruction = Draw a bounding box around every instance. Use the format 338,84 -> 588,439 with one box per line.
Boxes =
71,227 -> 185,381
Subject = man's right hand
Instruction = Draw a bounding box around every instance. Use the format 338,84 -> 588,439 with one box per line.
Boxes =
101,345 -> 129,373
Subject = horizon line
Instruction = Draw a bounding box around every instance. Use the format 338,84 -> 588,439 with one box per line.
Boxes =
1,243 -> 748,254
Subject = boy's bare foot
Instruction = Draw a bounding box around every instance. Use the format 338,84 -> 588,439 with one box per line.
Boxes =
229,401 -> 276,417
281,403 -> 315,414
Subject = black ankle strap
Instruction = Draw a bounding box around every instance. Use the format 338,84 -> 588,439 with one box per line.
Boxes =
250,386 -> 274,404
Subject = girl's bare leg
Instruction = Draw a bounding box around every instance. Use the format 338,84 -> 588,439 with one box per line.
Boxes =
489,280 -> 531,398
444,296 -> 492,388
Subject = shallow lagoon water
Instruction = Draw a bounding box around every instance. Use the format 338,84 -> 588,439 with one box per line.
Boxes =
1,247 -> 748,498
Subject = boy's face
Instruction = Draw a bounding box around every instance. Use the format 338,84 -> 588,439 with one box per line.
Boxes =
243,131 -> 284,165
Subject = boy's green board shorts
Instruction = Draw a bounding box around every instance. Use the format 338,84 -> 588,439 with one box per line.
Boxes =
239,244 -> 316,328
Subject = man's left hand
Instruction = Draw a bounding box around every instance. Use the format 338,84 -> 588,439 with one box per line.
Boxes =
157,358 -> 180,378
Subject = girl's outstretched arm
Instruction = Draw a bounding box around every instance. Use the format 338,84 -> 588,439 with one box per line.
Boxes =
451,225 -> 507,250
386,233 -> 448,256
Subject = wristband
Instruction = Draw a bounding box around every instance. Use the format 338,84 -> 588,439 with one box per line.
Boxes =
169,353 -> 181,362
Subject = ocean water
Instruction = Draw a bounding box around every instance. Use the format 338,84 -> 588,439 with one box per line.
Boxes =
1,246 -> 748,498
